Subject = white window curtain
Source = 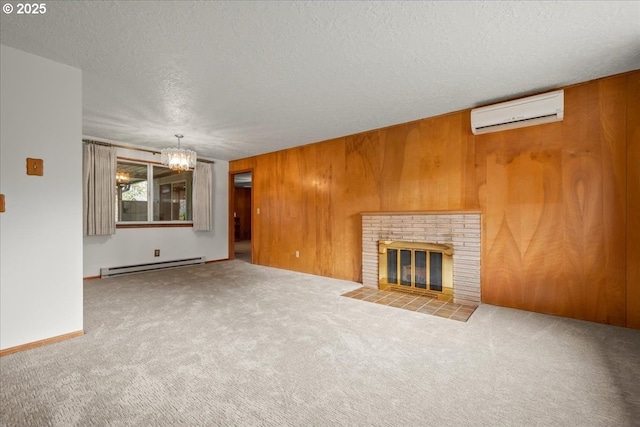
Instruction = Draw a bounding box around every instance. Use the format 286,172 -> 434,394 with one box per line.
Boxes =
83,142 -> 117,236
193,162 -> 213,231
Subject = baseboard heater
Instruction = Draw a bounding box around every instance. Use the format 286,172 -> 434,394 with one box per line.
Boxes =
100,256 -> 206,278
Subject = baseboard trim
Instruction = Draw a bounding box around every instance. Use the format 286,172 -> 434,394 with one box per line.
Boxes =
83,259 -> 229,279
0,330 -> 84,357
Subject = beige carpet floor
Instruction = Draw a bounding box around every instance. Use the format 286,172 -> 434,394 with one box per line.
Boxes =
1,260 -> 639,426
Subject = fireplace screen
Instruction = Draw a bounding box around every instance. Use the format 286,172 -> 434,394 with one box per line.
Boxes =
379,241 -> 453,298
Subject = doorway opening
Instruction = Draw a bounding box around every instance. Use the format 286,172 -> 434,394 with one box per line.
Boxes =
230,171 -> 252,263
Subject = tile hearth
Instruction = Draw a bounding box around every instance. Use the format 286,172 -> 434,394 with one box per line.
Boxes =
342,287 -> 477,322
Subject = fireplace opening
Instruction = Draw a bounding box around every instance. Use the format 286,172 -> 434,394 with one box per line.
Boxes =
379,241 -> 453,300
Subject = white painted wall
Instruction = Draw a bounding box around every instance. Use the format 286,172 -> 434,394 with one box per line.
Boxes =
82,146 -> 229,276
0,45 -> 83,350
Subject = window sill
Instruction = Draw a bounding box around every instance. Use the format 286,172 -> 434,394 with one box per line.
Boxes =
116,222 -> 193,229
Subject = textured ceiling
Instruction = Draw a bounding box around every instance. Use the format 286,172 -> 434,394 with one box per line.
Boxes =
1,1 -> 639,161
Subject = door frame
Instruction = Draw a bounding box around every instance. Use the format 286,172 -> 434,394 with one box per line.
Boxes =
229,169 -> 254,262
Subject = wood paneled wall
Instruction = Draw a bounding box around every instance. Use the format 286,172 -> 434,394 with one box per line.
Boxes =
477,75 -> 629,325
230,70 -> 639,328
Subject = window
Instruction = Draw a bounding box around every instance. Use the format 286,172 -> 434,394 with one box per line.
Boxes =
153,164 -> 192,221
116,160 -> 193,223
116,162 -> 148,222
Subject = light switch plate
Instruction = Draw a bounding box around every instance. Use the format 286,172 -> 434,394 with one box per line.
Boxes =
26,158 -> 44,176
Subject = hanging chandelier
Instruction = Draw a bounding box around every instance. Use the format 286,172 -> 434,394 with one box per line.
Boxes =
116,171 -> 130,184
161,134 -> 197,172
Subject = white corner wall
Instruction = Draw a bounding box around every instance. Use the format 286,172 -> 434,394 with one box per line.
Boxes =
82,146 -> 229,277
0,45 -> 83,350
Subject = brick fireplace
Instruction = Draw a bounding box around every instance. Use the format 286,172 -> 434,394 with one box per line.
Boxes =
361,211 -> 481,305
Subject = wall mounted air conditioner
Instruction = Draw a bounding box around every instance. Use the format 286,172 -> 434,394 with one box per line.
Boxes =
470,90 -> 564,135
